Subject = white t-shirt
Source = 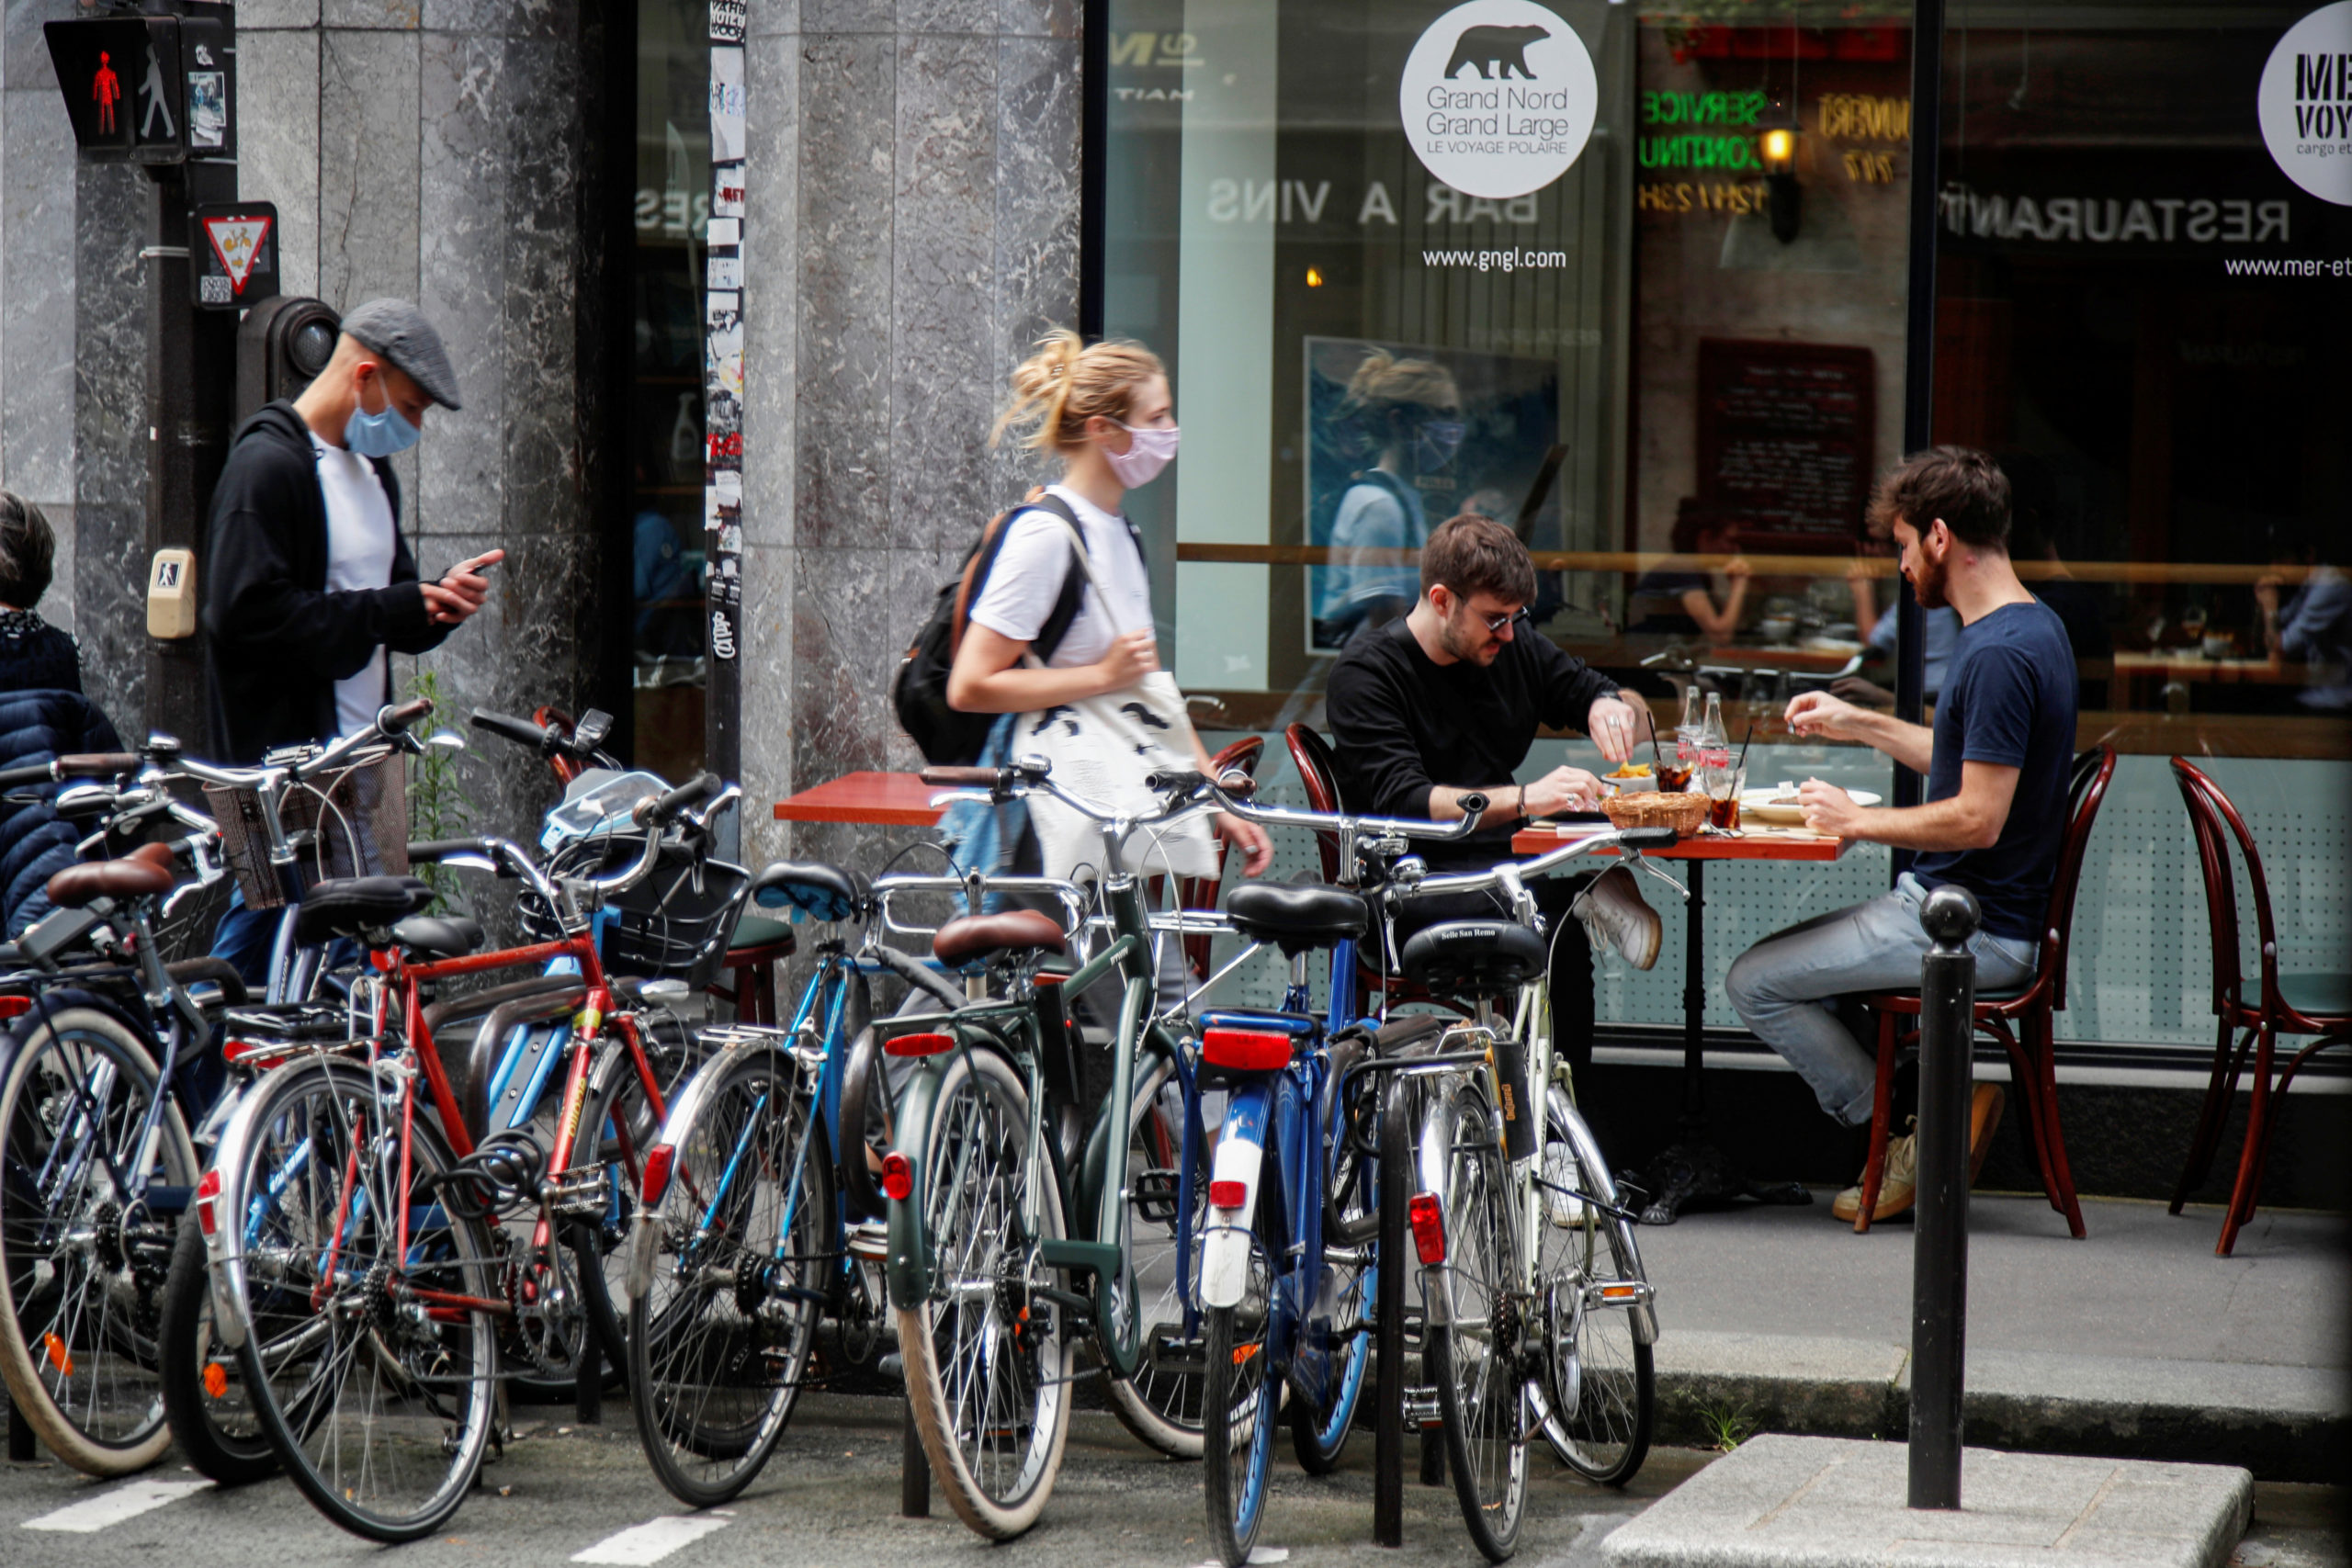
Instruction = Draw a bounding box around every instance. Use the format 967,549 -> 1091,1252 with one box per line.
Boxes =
967,485 -> 1152,669
310,431 -> 399,738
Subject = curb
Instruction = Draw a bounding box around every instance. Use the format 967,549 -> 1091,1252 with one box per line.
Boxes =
1651,1330 -> 2351,1483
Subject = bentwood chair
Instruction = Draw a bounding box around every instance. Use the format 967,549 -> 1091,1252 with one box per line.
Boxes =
1850,745 -> 2117,1237
2168,758 -> 2352,1256
1179,735 -> 1266,979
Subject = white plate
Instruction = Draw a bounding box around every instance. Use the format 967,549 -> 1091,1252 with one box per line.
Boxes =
1740,786 -> 1881,824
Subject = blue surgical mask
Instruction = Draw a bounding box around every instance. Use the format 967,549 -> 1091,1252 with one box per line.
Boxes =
345,380 -> 420,457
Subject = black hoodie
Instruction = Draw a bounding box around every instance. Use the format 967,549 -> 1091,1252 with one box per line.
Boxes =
200,400 -> 454,762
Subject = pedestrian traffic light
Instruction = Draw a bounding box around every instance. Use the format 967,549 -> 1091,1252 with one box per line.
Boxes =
44,6 -> 234,165
236,297 -> 340,423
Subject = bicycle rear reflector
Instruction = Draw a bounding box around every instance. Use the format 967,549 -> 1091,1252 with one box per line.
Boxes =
885,1032 -> 956,1057
639,1145 -> 676,1208
1201,1027 -> 1294,1070
1209,1179 -> 1247,1208
0,996 -> 27,1020
881,1152 -> 913,1201
193,1168 -> 220,1238
1408,1191 -> 1447,1266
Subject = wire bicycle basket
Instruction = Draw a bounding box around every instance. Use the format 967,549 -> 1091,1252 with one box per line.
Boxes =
201,748 -> 410,909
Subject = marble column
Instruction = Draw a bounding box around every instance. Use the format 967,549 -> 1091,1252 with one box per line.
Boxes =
738,0 -> 1081,875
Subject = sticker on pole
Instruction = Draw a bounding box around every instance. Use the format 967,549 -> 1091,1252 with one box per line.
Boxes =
191,202 -> 279,309
2260,2 -> 2352,205
1398,0 -> 1596,200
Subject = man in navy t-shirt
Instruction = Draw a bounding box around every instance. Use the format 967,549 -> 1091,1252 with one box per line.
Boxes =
1725,447 -> 2077,1225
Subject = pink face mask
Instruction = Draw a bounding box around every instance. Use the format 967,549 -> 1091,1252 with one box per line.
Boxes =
1105,421 -> 1180,488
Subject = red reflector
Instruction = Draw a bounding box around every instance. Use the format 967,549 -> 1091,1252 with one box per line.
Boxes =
0,995 -> 28,1020
1408,1192 -> 1446,1266
881,1152 -> 914,1202
640,1145 -> 676,1208
1200,1028 -> 1294,1071
194,1169 -> 220,1238
1208,1179 -> 1247,1209
885,1032 -> 956,1058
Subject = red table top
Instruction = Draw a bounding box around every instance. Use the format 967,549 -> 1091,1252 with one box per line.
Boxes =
775,773 -> 1854,863
1510,820 -> 1852,862
773,771 -> 945,827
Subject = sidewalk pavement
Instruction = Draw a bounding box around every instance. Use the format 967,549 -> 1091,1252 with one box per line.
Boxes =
1634,1189 -> 2351,1483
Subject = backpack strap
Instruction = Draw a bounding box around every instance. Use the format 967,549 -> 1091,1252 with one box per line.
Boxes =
952,491 -> 1113,665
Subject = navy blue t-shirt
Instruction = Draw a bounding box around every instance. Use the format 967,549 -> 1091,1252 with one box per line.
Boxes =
1912,600 -> 2078,942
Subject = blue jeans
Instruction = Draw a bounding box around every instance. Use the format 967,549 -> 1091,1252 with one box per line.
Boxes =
210,883 -> 284,991
1724,874 -> 2037,1127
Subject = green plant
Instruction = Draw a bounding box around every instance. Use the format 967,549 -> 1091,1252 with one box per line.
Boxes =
1697,1401 -> 1758,1454
404,666 -> 478,909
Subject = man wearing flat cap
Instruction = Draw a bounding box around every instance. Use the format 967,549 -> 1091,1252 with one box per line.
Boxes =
201,299 -> 502,976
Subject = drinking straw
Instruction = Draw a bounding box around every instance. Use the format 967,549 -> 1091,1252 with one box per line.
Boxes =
1737,717 -> 1758,772
1649,722 -> 1663,765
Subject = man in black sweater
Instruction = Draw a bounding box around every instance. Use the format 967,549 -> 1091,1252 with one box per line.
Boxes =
1328,513 -> 1661,1092
202,299 -> 502,981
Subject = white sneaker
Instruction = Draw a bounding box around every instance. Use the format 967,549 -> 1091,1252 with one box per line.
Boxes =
1571,864 -> 1663,971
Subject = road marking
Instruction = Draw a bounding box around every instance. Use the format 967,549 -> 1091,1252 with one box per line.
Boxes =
1192,1551 -> 1288,1567
571,1514 -> 732,1565
24,1478 -> 213,1533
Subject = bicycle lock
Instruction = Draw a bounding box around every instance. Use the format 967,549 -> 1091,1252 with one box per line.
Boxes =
1910,885 -> 1981,1510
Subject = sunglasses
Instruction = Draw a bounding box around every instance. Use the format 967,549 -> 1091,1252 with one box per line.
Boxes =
1470,605 -> 1526,634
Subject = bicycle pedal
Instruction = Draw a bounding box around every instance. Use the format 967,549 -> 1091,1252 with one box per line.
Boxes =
1130,1167 -> 1182,1224
846,1220 -> 888,1261
543,1162 -> 614,1220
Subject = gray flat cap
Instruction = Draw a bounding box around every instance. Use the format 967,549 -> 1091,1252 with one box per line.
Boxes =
340,298 -> 463,411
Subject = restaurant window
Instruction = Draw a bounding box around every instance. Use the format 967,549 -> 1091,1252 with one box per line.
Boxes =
1934,2 -> 2352,1060
625,0 -> 713,783
1101,0 -> 1907,1027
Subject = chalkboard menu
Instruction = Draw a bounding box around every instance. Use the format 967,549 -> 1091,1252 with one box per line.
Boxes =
1696,339 -> 1875,547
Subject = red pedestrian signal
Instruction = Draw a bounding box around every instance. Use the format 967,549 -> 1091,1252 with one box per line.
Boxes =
92,50 -> 120,134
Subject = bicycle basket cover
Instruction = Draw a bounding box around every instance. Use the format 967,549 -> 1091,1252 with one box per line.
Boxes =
540,770 -> 670,852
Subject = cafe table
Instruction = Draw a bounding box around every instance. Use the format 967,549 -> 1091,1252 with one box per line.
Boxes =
1511,817 -> 1856,1223
775,774 -> 1853,1223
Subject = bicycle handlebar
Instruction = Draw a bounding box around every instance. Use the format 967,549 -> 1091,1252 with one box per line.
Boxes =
57,752 -> 141,779
635,771 -> 720,828
1200,780 -> 1489,845
1401,823 -> 1679,903
375,696 -> 434,736
469,707 -> 557,753
917,765 -> 998,788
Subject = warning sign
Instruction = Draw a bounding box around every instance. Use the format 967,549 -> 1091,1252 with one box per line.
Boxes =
191,202 -> 279,310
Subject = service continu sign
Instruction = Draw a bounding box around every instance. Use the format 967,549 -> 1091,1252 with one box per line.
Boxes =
1400,0 -> 1597,200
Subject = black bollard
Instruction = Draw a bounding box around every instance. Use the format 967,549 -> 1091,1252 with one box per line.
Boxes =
1374,1075 -> 1411,1547
1908,886 -> 1979,1511
574,1328 -> 602,1424
901,1392 -> 929,1517
7,1398 -> 32,1461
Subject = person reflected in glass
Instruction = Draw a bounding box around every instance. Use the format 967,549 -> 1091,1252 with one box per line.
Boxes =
1314,350 -> 1462,648
2256,524 -> 2351,710
1628,501 -> 1750,641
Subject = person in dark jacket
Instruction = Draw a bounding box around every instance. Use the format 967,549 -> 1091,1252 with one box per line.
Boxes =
201,299 -> 502,981
0,491 -> 123,937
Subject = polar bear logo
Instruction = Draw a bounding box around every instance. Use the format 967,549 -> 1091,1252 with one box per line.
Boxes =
1444,24 -> 1549,80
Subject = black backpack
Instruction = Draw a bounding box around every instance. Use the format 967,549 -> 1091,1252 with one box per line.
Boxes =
892,493 -> 1090,766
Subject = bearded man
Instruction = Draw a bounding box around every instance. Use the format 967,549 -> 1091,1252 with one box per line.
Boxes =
1327,513 -> 1662,1119
1724,446 -> 2076,1223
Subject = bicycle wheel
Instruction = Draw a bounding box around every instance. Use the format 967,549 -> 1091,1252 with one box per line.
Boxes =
0,1004 -> 194,1474
1426,1080 -> 1526,1563
157,1209 -> 276,1483
570,1010 -> 704,1375
230,1058 -> 498,1543
1532,1087 -> 1653,1485
1292,1048 -> 1376,1475
1201,1234 -> 1276,1566
628,1046 -> 826,1506
1104,1055 -> 1212,1458
897,1043 -> 1073,1540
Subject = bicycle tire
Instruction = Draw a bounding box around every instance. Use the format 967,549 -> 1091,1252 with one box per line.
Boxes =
628,1044 -> 826,1506
833,1022 -> 891,1223
897,1043 -> 1073,1540
1102,1055 -> 1213,1459
1532,1089 -> 1653,1486
571,1010 -> 704,1377
1201,1291 -> 1277,1568
1292,1040 -> 1377,1475
157,1209 -> 276,1483
231,1058 -> 498,1543
0,1003 -> 194,1474
1426,1080 -> 1526,1563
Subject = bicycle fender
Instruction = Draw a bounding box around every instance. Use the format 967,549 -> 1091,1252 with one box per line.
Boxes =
198,1045 -> 296,1350
882,1055 -> 952,1310
624,1033 -> 756,1303
1415,1085 -> 1465,1330
1202,1079 -> 1272,1310
1546,1083 -> 1657,1346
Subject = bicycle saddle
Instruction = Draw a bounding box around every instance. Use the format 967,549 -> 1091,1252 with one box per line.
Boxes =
1225,881 -> 1368,955
1397,919 -> 1548,997
293,875 -> 435,945
751,859 -> 869,923
46,843 -> 177,908
390,913 -> 484,959
933,908 -> 1067,969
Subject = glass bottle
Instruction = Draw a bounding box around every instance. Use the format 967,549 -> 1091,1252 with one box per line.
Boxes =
1676,685 -> 1702,765
1700,691 -> 1731,772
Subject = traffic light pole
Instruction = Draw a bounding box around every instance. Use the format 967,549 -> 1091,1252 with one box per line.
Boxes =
146,156 -> 240,739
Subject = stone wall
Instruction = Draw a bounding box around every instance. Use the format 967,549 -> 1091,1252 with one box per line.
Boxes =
739,0 -> 1083,877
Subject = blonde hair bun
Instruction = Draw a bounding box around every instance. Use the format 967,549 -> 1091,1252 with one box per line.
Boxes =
994,328 -> 1167,453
